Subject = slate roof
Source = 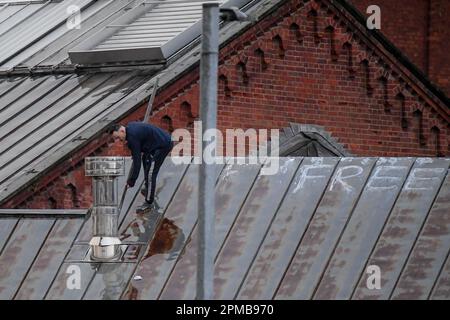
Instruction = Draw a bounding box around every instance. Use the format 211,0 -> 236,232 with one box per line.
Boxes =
0,157 -> 449,299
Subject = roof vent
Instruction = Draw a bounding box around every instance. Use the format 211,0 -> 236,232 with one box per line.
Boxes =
85,157 -> 125,261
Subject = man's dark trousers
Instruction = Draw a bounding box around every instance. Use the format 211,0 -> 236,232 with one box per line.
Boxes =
142,142 -> 173,204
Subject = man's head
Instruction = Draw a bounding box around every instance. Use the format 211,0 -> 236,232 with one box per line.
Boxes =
109,124 -> 126,142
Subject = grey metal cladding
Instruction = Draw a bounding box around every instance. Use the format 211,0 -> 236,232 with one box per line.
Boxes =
0,0 -> 256,204
5,0 -> 135,69
0,0 -> 95,69
68,0 -> 252,64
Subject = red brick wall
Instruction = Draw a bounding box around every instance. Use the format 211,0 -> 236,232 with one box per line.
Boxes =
428,0 -> 450,95
151,0 -> 449,156
350,0 -> 450,96
4,0 -> 449,209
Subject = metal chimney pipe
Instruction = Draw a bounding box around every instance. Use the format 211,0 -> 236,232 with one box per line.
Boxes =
85,157 -> 125,261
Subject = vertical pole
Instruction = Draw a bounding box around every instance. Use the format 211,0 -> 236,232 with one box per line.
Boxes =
197,2 -> 219,300
143,76 -> 160,123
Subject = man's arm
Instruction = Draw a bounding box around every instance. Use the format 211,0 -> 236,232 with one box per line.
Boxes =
128,140 -> 141,187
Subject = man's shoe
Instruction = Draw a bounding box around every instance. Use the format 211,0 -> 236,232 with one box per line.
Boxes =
136,201 -> 154,213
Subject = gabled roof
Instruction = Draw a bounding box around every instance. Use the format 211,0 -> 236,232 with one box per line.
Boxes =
0,157 -> 449,299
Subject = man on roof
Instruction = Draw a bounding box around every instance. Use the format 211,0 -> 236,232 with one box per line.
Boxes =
110,121 -> 173,212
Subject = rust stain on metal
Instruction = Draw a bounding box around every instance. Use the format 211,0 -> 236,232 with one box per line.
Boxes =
143,218 -> 183,260
277,158 -> 376,300
352,158 -> 449,300
159,163 -> 261,300
214,158 -> 301,299
0,219 -> 54,299
15,218 -> 83,299
392,174 -> 450,299
121,164 -> 210,300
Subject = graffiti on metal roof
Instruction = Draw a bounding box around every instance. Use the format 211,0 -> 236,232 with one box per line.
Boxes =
0,156 -> 448,299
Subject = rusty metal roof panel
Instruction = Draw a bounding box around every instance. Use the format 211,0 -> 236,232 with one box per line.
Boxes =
391,171 -> 450,300
1,157 -> 449,300
351,158 -> 450,300
275,158 -> 377,299
0,218 -> 18,253
14,218 -> 84,300
237,157 -> 339,299
159,161 -> 262,299
213,157 -> 302,299
430,254 -> 450,300
312,158 -> 415,300
0,218 -> 55,299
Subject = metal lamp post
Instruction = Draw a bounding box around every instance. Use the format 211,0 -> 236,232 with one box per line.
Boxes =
197,2 -> 248,300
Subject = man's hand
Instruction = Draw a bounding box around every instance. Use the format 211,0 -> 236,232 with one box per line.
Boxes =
127,180 -> 135,188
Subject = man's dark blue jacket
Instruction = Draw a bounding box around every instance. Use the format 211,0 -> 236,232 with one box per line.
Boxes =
126,121 -> 172,185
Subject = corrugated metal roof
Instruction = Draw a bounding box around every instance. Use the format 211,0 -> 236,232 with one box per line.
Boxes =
0,0 -> 95,69
0,0 -> 260,205
0,0 -> 253,70
94,2 -> 205,49
0,70 -> 155,202
1,157 -> 448,299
